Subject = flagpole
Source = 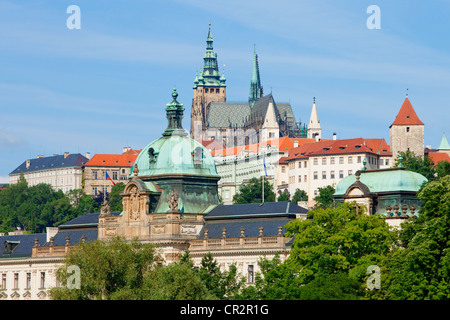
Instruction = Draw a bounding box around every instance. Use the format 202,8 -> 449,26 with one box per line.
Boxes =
262,174 -> 264,203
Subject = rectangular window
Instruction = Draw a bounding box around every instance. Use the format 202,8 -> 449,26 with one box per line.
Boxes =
304,175 -> 307,182
313,158 -> 318,165
112,171 -> 118,180
298,176 -> 301,183
40,272 -> 45,289
281,166 -> 286,173
322,158 -> 327,165
304,161 -> 307,168
313,171 -> 318,180
339,170 -> 344,178
14,273 -> 18,289
93,171 -> 98,180
385,159 -> 389,166
330,170 -> 335,179
322,171 -> 326,179
1,274 -> 6,290
357,156 -> 362,163
348,170 -> 353,176
330,157 -> 335,165
26,273 -> 31,289
248,265 -> 254,283
298,161 -> 301,168
348,156 -> 353,164
339,157 -> 344,164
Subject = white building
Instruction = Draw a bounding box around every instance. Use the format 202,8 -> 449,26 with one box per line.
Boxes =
9,153 -> 90,193
277,138 -> 392,208
212,137 -> 315,204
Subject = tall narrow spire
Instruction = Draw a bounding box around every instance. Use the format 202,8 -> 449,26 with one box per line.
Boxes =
307,97 -> 321,139
199,22 -> 222,87
249,48 -> 263,107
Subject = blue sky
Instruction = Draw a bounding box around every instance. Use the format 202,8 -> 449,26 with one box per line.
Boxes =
0,0 -> 449,182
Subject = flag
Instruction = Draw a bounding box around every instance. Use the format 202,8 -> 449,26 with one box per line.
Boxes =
105,171 -> 115,186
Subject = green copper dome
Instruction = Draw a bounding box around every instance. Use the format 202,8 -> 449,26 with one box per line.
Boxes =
131,88 -> 219,179
334,168 -> 428,196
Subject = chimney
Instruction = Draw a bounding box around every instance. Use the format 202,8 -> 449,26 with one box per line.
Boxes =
315,134 -> 320,142
37,155 -> 44,159
64,152 -> 69,159
294,140 -> 298,148
123,147 -> 127,153
86,152 -> 91,159
333,133 -> 337,140
46,227 -> 59,243
26,160 -> 31,168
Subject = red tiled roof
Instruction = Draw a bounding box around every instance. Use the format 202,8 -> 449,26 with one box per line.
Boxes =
427,152 -> 450,166
210,137 -> 317,156
285,138 -> 391,161
85,151 -> 140,167
390,97 -> 424,127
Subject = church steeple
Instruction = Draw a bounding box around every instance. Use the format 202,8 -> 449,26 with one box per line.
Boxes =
249,48 -> 263,107
307,97 -> 321,139
199,22 -> 223,87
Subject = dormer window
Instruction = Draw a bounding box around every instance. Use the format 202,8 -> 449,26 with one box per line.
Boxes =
3,241 -> 20,255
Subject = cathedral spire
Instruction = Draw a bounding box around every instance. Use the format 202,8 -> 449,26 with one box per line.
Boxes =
199,22 -> 222,87
249,48 -> 263,107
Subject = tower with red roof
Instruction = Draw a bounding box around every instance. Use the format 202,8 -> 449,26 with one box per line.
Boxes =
389,95 -> 424,158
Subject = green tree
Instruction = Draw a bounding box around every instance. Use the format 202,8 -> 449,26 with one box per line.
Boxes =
380,175 -> 450,300
291,189 -> 308,204
233,177 -> 275,204
239,202 -> 394,300
109,182 -> 126,212
277,190 -> 290,202
285,203 -> 394,287
197,252 -> 243,299
313,185 -> 335,209
394,150 -> 436,180
436,160 -> 450,178
50,237 -> 160,300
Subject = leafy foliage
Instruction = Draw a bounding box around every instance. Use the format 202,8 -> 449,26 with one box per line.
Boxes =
313,185 -> 335,209
0,175 -> 100,233
238,202 -> 395,300
291,188 -> 308,203
277,190 -> 290,202
379,175 -> 450,299
394,150 -> 436,180
233,177 -> 275,204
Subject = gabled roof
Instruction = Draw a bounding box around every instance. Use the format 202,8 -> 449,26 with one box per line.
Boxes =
427,152 -> 450,166
207,102 -> 251,128
199,202 -> 307,239
84,151 -> 140,167
0,234 -> 46,259
10,153 -> 89,175
285,138 -> 391,161
206,201 -> 307,219
210,136 -> 316,157
390,97 -> 424,127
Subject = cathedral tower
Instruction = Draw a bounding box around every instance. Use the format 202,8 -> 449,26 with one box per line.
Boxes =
389,95 -> 424,158
190,23 -> 226,140
249,49 -> 263,107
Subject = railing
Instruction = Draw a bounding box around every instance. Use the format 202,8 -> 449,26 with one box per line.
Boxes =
189,234 -> 289,251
